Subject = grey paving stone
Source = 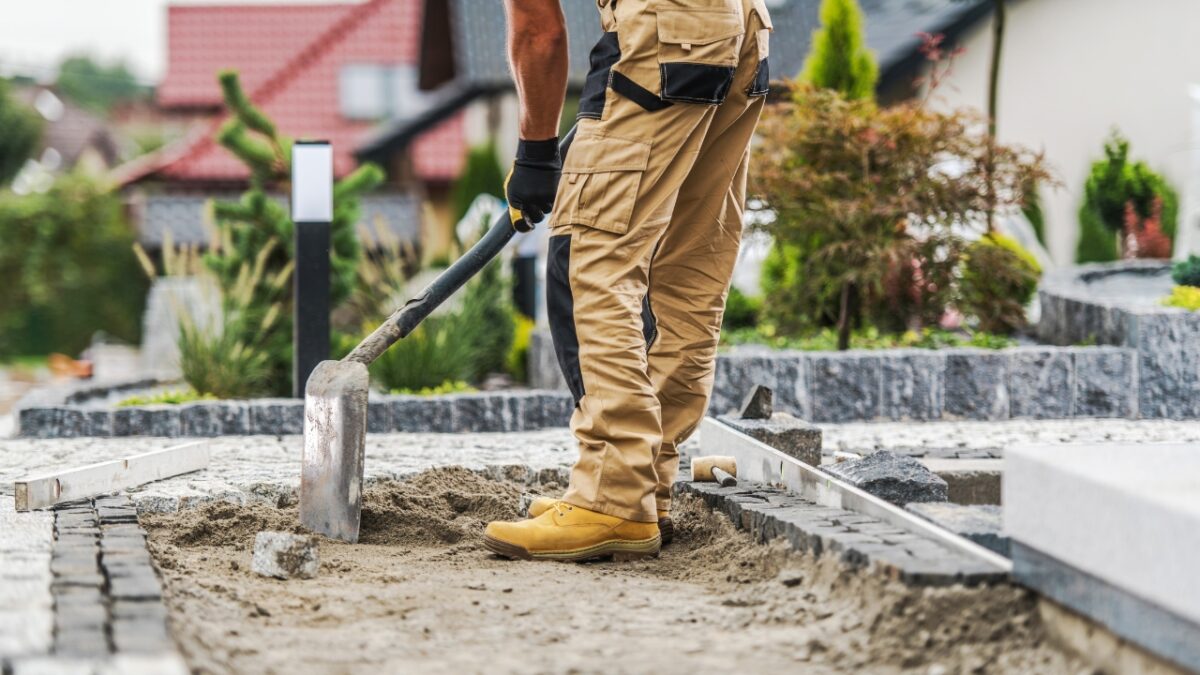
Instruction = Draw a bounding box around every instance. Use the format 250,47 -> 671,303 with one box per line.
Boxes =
51,573 -> 105,589
54,605 -> 107,631
49,555 -> 98,577
808,353 -> 881,422
94,496 -> 132,509
179,401 -> 250,437
108,575 -> 162,601
943,350 -> 1009,420
823,451 -> 948,506
366,399 -> 393,433
905,502 -> 1009,557
712,353 -> 806,419
248,399 -> 304,436
111,619 -> 172,654
17,408 -> 62,439
1008,348 -> 1074,419
112,406 -> 182,437
101,536 -> 147,553
111,600 -> 168,623
85,409 -> 114,437
53,588 -> 103,608
54,630 -> 109,658
1073,348 -> 1137,418
880,351 -> 945,421
717,413 -> 822,467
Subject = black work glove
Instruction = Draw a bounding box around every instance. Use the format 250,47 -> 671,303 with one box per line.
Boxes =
504,137 -> 561,232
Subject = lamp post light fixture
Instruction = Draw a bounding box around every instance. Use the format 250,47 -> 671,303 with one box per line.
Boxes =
291,140 -> 333,398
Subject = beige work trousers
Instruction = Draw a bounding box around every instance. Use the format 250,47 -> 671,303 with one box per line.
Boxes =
547,0 -> 772,522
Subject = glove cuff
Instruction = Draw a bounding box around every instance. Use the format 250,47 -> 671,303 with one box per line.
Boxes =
517,137 -> 560,162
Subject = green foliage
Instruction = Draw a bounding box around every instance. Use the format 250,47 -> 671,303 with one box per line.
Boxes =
449,139 -> 506,225
205,71 -> 384,394
117,389 -> 217,407
55,56 -> 146,113
362,258 -> 515,391
1171,255 -> 1200,288
391,380 -> 476,396
0,174 -> 148,358
722,286 -> 762,331
178,240 -> 288,399
1163,285 -> 1200,312
1075,207 -> 1119,263
752,87 -> 1050,344
507,314 -> 535,382
1022,180 -> 1046,246
0,79 -> 42,186
722,325 -> 1014,351
800,0 -> 879,99
958,233 -> 1041,333
1077,130 -> 1178,262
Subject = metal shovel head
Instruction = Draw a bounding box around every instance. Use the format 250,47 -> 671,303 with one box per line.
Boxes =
301,359 -> 369,542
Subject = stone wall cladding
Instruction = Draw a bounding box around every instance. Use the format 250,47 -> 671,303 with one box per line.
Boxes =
19,391 -> 576,439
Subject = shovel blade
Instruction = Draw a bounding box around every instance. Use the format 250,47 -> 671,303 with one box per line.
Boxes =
301,359 -> 369,542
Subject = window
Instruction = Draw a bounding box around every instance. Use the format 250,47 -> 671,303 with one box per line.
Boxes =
339,64 -> 426,121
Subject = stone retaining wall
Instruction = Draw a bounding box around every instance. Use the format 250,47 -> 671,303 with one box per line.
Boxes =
19,391 -> 574,439
1038,261 -> 1200,419
530,329 -> 1138,423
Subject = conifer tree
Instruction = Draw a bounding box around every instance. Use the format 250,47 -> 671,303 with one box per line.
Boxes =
800,0 -> 879,99
206,71 -> 385,393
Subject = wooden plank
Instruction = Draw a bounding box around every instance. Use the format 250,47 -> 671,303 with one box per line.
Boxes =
699,417 -> 1011,572
13,440 -> 210,511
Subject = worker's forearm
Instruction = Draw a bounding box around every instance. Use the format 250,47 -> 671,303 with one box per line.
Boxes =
505,0 -> 568,141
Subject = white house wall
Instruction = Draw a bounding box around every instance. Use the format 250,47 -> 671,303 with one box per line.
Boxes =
925,0 -> 1200,265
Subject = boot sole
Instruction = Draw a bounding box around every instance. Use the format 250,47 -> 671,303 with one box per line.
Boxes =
483,534 -> 661,563
659,517 -> 673,546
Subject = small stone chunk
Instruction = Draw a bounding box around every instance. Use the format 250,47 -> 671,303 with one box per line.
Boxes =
823,451 -> 948,506
738,385 -> 774,419
251,531 -> 319,580
718,413 -> 822,467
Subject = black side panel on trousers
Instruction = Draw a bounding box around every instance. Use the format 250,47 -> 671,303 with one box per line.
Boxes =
578,32 -> 620,120
659,62 -> 736,104
611,71 -> 673,112
546,234 -> 586,405
748,58 -> 769,97
641,294 -> 657,350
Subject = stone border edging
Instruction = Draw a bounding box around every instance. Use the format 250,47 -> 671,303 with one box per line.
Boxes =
532,330 -> 1137,423
18,390 -> 575,439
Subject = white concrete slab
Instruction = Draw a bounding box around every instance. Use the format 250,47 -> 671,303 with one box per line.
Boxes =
1004,443 -> 1200,626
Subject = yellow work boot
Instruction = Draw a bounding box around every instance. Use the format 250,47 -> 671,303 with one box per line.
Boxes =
526,496 -> 674,544
485,501 -> 660,562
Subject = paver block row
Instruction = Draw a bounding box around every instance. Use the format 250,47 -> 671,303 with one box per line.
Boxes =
675,481 -> 1006,586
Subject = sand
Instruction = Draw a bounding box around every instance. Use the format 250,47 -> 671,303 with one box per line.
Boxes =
143,467 -> 1081,674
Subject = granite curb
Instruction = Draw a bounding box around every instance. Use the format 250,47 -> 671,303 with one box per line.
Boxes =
18,390 -> 575,439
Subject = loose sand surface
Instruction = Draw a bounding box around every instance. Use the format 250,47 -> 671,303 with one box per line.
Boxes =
144,468 -> 1080,674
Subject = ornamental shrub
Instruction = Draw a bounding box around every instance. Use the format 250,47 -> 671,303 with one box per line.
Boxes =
959,233 -> 1042,333
1163,285 -> 1200,312
1172,255 -> 1200,288
1077,131 -> 1178,261
800,0 -> 878,98
0,79 -> 41,187
751,86 -> 1051,347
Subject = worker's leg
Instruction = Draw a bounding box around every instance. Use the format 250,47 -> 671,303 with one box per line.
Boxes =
647,5 -> 771,512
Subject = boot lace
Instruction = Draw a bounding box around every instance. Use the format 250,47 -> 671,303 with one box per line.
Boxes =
549,501 -> 574,517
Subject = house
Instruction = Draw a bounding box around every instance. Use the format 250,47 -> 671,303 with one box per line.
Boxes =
915,0 -> 1200,264
10,86 -> 121,194
113,0 -> 466,252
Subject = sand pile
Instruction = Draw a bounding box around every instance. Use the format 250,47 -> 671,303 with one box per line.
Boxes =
143,468 -> 1079,674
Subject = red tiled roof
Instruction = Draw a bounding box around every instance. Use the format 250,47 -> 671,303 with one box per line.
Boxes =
144,0 -> 463,184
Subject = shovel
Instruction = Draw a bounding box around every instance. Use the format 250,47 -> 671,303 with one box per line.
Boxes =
301,128 -> 575,542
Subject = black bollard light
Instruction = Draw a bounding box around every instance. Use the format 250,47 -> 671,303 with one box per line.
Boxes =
291,140 -> 333,398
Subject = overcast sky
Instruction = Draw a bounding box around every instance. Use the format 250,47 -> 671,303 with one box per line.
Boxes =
0,0 -> 360,84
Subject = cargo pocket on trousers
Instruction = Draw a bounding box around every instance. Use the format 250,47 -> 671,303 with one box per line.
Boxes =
747,28 -> 770,97
549,133 -> 652,235
656,9 -> 743,104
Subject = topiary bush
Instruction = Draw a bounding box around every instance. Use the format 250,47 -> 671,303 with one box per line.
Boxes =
958,233 -> 1042,333
1171,255 -> 1200,288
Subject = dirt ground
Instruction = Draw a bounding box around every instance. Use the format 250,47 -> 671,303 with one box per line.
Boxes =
143,468 -> 1082,675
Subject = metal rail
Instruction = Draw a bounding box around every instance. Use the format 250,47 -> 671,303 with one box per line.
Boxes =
699,417 -> 1013,572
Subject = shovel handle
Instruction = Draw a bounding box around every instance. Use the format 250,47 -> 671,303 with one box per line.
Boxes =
344,126 -> 577,366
